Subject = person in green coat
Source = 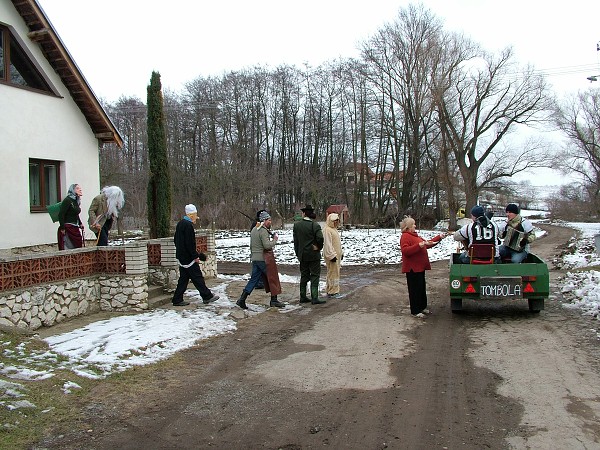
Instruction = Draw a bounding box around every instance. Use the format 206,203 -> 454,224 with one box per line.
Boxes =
293,204 -> 326,304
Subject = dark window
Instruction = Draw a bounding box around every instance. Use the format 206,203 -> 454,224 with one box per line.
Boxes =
29,159 -> 61,211
0,24 -> 51,92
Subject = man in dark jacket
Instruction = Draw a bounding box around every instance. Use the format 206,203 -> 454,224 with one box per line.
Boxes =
172,204 -> 219,306
293,204 -> 326,304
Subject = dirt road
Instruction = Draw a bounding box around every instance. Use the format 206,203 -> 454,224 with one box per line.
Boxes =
42,224 -> 600,449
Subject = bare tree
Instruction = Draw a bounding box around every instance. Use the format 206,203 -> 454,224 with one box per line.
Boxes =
554,89 -> 600,215
437,46 -> 554,212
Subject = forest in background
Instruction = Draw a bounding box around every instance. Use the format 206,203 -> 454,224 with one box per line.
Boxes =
97,4 -> 600,230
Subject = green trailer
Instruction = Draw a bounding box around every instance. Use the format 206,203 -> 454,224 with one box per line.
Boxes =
449,252 -> 550,313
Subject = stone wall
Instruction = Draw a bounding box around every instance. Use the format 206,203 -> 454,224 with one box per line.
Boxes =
0,278 -> 100,330
0,229 -> 216,331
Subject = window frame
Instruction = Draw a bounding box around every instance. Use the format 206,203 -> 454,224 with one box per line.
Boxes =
0,22 -> 56,95
29,158 -> 62,213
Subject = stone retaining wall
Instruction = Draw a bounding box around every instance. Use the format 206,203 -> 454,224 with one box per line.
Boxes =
0,230 -> 216,331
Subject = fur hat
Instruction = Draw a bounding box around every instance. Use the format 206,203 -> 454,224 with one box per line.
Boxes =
258,211 -> 271,221
185,204 -> 197,215
329,213 -> 340,221
301,204 -> 314,212
471,205 -> 485,218
506,203 -> 520,214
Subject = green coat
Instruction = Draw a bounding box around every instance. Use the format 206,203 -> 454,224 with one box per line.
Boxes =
293,218 -> 323,262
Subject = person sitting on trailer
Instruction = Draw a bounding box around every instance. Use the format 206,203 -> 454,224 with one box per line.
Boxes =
453,205 -> 500,264
498,203 -> 536,263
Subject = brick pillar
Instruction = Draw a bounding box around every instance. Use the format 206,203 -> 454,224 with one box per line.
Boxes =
124,242 -> 148,275
160,238 -> 177,267
204,229 -> 216,253
159,238 -> 179,290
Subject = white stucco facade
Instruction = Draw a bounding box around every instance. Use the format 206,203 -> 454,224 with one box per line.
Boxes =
1,1 -> 103,249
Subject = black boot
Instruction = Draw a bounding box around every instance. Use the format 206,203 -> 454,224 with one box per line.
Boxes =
236,291 -> 249,309
311,297 -> 326,304
270,296 -> 285,308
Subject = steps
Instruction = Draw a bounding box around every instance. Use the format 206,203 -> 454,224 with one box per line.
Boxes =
147,284 -> 173,308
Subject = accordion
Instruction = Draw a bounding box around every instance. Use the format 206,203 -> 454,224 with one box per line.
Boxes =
503,227 -> 526,252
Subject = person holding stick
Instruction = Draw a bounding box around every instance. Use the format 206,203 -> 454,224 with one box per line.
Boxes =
88,186 -> 124,246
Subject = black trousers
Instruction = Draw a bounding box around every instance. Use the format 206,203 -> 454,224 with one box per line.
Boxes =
406,270 -> 427,315
172,263 -> 213,304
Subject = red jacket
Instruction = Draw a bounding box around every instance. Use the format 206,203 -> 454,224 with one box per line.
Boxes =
400,231 -> 443,273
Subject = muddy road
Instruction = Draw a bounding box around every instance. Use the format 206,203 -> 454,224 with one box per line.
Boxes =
42,224 -> 600,449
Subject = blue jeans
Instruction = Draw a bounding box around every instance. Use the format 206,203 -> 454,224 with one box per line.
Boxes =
499,245 -> 528,263
243,260 -> 267,294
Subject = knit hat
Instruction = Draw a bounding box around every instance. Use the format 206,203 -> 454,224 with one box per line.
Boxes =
258,211 -> 271,221
506,203 -> 520,214
185,204 -> 197,215
471,205 -> 485,218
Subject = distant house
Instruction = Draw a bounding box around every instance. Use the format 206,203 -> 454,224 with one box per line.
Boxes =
326,204 -> 350,227
1,0 -> 122,250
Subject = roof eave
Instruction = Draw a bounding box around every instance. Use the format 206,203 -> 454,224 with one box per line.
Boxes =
11,0 -> 123,147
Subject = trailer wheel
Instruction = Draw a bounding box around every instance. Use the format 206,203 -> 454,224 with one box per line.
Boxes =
528,298 -> 544,313
451,298 -> 463,313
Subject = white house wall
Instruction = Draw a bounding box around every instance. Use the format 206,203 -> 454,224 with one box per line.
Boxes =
1,1 -> 101,249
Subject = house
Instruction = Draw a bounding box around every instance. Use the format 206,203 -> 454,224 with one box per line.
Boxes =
1,0 -> 122,250
326,204 -> 350,227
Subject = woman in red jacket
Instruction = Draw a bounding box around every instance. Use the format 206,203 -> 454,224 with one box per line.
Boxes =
400,217 -> 446,318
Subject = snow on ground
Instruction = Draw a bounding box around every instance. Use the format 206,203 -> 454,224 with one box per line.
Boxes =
1,212 -> 600,410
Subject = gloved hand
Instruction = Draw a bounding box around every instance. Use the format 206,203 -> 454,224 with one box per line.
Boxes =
198,252 -> 207,261
331,257 -> 337,263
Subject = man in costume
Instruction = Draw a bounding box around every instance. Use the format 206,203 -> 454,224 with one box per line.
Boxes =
236,211 -> 285,309
88,186 -> 125,246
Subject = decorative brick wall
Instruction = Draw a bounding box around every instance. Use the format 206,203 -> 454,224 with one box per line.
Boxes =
0,230 -> 216,331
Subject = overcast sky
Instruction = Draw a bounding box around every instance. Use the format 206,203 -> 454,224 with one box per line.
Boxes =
35,1 -> 600,186
37,0 -> 600,101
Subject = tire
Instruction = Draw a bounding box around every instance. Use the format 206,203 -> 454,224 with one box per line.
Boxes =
451,298 -> 462,313
528,298 -> 544,313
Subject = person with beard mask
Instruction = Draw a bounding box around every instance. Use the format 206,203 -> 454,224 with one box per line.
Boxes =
88,186 -> 125,246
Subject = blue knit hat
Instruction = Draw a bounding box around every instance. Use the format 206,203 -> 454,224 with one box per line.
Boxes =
471,205 -> 485,218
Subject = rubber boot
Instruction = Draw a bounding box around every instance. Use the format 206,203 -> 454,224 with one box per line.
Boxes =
299,284 -> 310,303
236,290 -> 249,309
311,282 -> 326,304
270,295 -> 285,308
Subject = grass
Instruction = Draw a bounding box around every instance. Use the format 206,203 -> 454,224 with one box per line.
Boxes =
0,329 -> 192,449
0,330 -> 95,449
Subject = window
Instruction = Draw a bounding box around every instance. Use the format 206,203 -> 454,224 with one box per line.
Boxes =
0,24 -> 52,92
29,159 -> 61,211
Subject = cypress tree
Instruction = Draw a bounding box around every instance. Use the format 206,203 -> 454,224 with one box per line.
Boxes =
146,71 -> 172,238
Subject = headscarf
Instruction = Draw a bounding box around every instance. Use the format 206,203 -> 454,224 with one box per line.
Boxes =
67,184 -> 80,205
